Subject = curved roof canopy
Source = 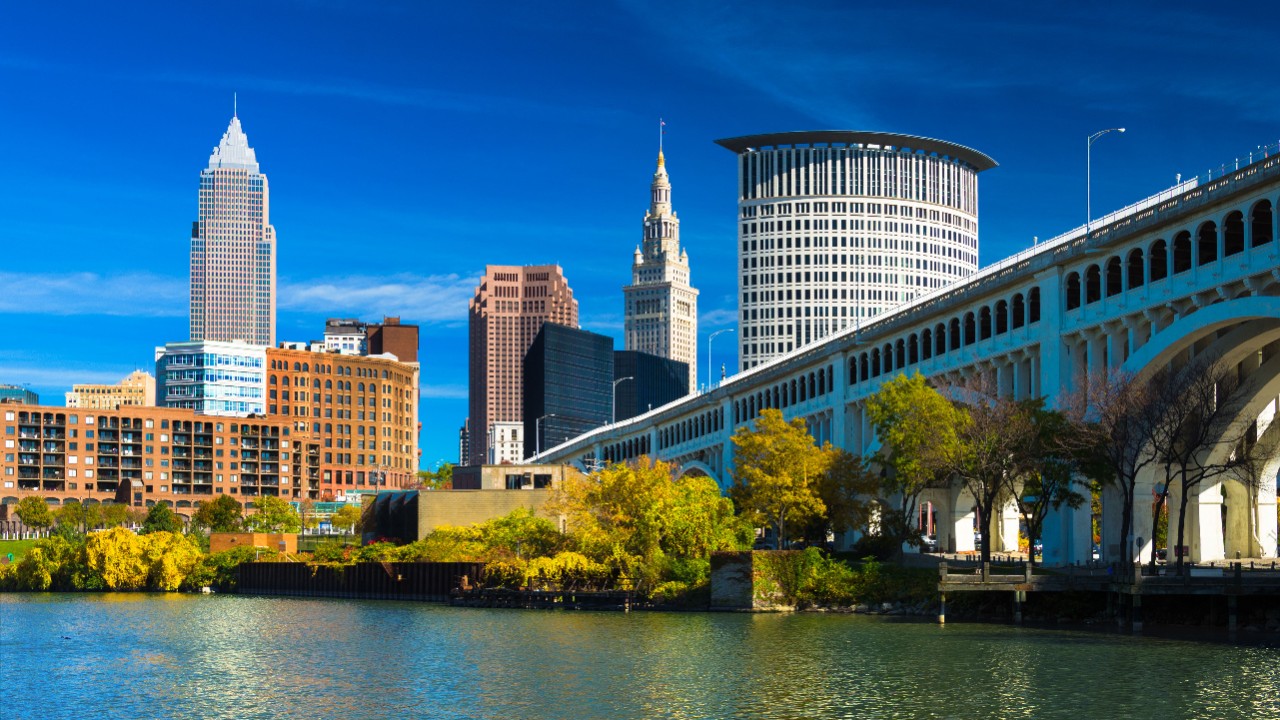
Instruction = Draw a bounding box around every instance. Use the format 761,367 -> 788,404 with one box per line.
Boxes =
715,130 -> 997,172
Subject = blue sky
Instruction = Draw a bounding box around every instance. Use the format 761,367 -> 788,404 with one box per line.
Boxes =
2,1 -> 1277,468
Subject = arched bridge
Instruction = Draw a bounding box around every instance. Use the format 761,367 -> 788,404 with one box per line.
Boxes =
540,150 -> 1280,566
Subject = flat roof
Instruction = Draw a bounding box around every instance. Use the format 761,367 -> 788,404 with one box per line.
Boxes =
715,130 -> 998,172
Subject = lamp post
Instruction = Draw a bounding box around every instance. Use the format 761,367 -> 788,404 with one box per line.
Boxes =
1087,127 -> 1125,237
535,413 -> 557,458
611,376 -> 634,423
707,328 -> 735,391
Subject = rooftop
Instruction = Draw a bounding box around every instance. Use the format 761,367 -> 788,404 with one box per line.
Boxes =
715,130 -> 998,172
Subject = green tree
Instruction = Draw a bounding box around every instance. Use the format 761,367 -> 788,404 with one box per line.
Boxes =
331,504 -> 363,535
730,409 -> 831,549
14,496 -> 54,530
140,503 -> 184,534
417,463 -> 454,490
1019,399 -> 1087,566
948,390 -> 1039,565
98,503 -> 130,529
191,495 -> 243,532
54,501 -> 97,535
864,373 -> 963,549
246,495 -> 302,534
807,449 -> 880,546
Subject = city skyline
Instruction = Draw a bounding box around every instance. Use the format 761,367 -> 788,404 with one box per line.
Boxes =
2,1 -> 1279,467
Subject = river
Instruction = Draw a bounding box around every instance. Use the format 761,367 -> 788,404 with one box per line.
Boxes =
2,594 -> 1277,719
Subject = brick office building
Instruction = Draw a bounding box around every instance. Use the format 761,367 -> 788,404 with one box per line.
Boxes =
467,265 -> 577,467
265,346 -> 420,498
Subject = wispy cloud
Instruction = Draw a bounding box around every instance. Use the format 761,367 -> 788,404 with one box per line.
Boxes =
420,383 -> 468,400
701,308 -> 737,328
279,272 -> 477,325
0,364 -> 139,389
0,269 -> 480,326
0,271 -> 186,317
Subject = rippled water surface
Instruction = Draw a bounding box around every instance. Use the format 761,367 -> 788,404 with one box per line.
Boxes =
3,594 -> 1278,719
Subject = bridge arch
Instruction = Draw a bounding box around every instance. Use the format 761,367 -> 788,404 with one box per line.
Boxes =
1122,296 -> 1280,379
677,460 -> 722,488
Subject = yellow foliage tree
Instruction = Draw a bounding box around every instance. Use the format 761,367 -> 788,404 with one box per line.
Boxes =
83,527 -> 148,590
141,531 -> 203,591
730,409 -> 833,548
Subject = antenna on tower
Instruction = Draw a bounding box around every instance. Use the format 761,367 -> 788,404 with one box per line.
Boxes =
234,92 -> 238,118
659,117 -> 666,153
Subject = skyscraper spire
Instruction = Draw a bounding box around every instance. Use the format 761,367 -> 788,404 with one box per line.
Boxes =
624,139 -> 699,395
233,91 -> 237,118
190,112 -> 276,348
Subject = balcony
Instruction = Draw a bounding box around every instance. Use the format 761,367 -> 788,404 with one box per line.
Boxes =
98,444 -> 119,455
17,479 -> 39,490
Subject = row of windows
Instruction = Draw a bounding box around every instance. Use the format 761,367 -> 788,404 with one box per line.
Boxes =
1065,199 -> 1275,310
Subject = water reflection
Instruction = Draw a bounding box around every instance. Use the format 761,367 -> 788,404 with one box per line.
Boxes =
2,594 -> 1277,720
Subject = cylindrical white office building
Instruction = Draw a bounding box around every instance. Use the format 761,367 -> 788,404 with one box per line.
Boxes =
716,131 -> 997,370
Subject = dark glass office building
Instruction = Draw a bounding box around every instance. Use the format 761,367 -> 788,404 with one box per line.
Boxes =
613,351 -> 689,422
523,324 -> 613,457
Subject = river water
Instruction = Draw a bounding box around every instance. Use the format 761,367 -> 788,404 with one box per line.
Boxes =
2,594 -> 1277,720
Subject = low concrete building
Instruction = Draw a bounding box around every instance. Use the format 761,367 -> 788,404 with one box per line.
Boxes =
365,464 -> 582,542
210,532 -> 298,555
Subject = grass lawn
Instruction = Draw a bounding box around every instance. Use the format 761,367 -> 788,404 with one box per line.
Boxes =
0,538 -> 38,563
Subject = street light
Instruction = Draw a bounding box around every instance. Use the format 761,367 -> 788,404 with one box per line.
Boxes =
611,376 -> 634,423
535,413 -> 557,458
1087,127 -> 1125,237
707,328 -> 735,391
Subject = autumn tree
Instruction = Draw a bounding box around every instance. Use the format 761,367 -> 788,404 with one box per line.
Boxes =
14,496 -> 54,530
297,498 -> 320,532
245,495 -> 302,534
550,457 -> 748,589
331,504 -> 363,535
864,373 -> 963,549
730,409 -> 831,549
191,495 -> 243,532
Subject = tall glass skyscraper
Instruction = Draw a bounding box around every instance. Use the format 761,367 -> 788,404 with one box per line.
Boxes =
190,113 -> 276,347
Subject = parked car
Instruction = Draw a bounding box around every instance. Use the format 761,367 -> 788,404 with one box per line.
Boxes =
1032,539 -> 1043,558
920,534 -> 939,553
